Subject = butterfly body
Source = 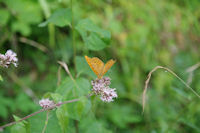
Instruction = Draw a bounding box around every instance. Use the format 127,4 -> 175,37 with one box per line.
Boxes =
85,56 -> 115,79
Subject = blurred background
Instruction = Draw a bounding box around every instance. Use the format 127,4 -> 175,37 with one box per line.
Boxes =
0,0 -> 200,132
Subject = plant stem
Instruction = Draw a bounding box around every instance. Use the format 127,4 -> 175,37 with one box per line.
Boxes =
42,110 -> 49,133
71,0 -> 76,74
0,94 -> 93,130
142,66 -> 200,113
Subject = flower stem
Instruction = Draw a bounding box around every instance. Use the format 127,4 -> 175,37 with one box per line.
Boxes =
0,94 -> 93,130
42,110 -> 49,133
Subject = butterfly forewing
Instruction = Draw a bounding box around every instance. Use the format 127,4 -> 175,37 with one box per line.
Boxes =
85,56 -> 104,78
101,59 -> 116,77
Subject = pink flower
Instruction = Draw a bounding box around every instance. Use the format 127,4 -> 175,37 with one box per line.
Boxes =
0,50 -> 18,68
100,87 -> 118,102
39,98 -> 55,108
91,77 -> 117,102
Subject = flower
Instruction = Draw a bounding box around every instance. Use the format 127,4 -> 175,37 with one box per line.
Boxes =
91,78 -> 106,95
91,77 -> 117,102
39,98 -> 55,108
0,50 -> 18,68
100,87 -> 118,102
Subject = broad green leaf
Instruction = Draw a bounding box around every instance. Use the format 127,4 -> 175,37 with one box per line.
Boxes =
75,78 -> 91,96
0,9 -> 10,26
55,77 -> 74,98
55,77 -> 91,121
51,93 -> 63,103
55,77 -> 91,98
75,97 -> 91,119
43,92 -> 52,99
11,115 -> 30,133
39,8 -> 72,27
65,96 -> 91,121
76,18 -> 111,51
56,105 -> 69,133
29,111 -> 62,133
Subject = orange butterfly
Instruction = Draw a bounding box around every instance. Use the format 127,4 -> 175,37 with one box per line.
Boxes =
85,56 -> 116,79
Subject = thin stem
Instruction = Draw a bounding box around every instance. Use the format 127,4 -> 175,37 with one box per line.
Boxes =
71,0 -> 76,74
0,94 -> 92,130
49,24 -> 55,48
42,110 -> 49,133
57,66 -> 62,86
58,61 -> 80,90
142,66 -> 200,113
19,37 -> 48,52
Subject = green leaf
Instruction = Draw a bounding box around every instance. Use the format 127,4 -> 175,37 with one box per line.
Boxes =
55,77 -> 91,121
56,105 -> 69,133
75,78 -> 91,96
55,77 -> 74,98
29,111 -> 62,133
55,77 -> 91,98
0,9 -> 10,26
39,8 -> 72,27
51,93 -> 63,103
65,96 -> 91,121
75,96 -> 91,119
11,115 -> 30,133
76,18 -> 111,51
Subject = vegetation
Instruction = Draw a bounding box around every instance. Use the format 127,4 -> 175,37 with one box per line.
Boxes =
0,0 -> 200,132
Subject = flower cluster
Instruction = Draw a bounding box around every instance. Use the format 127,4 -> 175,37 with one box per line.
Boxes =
91,77 -> 117,102
39,98 -> 55,109
0,50 -> 18,68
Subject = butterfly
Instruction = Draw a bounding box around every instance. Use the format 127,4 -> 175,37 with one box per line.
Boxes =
85,56 -> 116,79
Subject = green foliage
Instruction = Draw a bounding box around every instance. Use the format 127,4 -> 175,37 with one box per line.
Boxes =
0,9 -> 10,26
0,0 -> 200,132
11,115 -> 30,133
39,8 -> 72,27
76,19 -> 111,51
29,111 -> 61,133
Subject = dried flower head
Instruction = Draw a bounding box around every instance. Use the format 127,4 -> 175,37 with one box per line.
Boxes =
0,50 -> 18,68
91,77 -> 117,102
39,98 -> 55,108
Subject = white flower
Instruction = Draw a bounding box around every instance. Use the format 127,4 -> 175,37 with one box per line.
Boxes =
0,49 -> 18,68
91,77 -> 117,102
39,98 -> 55,108
100,87 -> 118,102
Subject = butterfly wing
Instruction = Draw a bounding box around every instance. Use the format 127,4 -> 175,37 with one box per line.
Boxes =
101,59 -> 116,77
85,56 -> 104,79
